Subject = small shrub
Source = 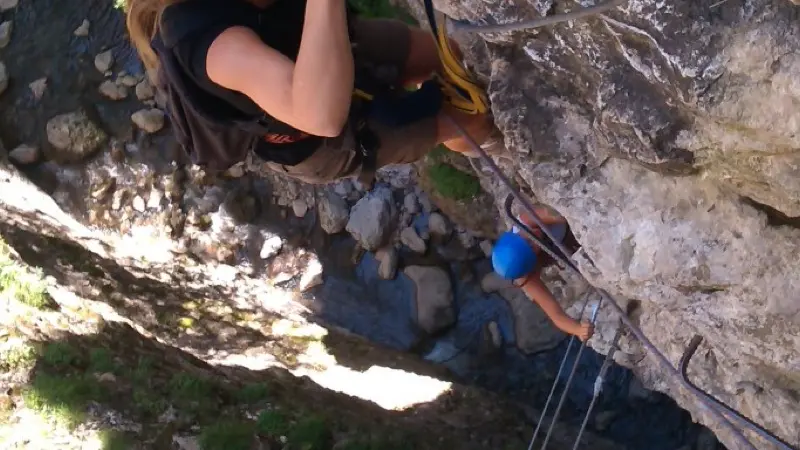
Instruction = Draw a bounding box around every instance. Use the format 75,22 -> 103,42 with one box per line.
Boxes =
0,341 -> 38,371
0,250 -> 52,309
88,348 -> 116,373
198,421 -> 255,450
235,383 -> 270,404
288,415 -> 331,450
42,342 -> 81,369
256,410 -> 288,437
98,429 -> 132,450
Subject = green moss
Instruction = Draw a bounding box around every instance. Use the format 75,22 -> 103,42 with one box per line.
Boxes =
256,410 -> 288,437
22,373 -> 108,428
0,242 -> 52,309
288,415 -> 331,450
426,163 -> 481,200
235,383 -> 270,404
0,341 -> 39,371
42,342 -> 82,369
132,387 -> 168,418
198,421 -> 255,450
168,373 -> 219,417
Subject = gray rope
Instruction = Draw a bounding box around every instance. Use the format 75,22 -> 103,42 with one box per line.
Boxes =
450,0 -> 628,34
525,295 -> 591,450
539,302 -> 602,450
443,114 -> 758,450
572,320 -> 626,450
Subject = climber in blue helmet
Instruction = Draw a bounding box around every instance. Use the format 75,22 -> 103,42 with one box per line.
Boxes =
492,204 -> 594,342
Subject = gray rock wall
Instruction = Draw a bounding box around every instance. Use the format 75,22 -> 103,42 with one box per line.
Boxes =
417,0 -> 800,447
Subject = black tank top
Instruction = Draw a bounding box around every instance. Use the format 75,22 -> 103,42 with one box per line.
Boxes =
160,0 -> 325,164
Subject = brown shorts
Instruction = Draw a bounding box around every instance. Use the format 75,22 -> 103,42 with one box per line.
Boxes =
248,18 -> 439,185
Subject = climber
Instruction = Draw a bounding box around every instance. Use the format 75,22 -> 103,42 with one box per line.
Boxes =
124,0 -> 508,185
492,205 -> 594,341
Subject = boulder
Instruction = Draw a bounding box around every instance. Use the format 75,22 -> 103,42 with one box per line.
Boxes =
403,265 -> 455,335
318,191 -> 349,234
345,186 -> 398,251
46,110 -> 108,162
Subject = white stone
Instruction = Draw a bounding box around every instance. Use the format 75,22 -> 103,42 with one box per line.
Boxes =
9,144 -> 39,165
260,235 -> 283,260
131,108 -> 165,133
99,80 -> 128,100
94,50 -> 114,73
0,21 -> 12,48
400,227 -> 427,254
292,198 -> 308,218
73,19 -> 90,37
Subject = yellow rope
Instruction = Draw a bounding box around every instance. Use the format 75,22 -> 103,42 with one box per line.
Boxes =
430,12 -> 489,115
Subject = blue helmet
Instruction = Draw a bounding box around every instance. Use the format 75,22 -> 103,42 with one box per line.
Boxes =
492,231 -> 537,280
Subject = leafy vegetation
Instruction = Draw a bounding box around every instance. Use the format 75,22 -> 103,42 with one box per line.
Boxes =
0,239 -> 52,309
426,162 -> 482,200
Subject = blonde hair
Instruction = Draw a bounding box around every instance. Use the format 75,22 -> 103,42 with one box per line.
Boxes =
124,0 -> 182,74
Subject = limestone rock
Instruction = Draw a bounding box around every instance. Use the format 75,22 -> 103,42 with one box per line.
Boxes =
131,108 -> 165,133
292,198 -> 308,218
479,240 -> 493,258
0,61 -> 7,96
318,191 -> 349,234
428,212 -> 450,238
0,0 -> 17,11
46,110 -> 108,162
403,265 -> 455,335
135,79 -> 155,100
0,21 -> 12,48
375,247 -> 398,280
94,50 -> 114,73
29,77 -> 47,101
73,19 -> 90,37
345,186 -> 398,251
450,0 -> 800,443
400,226 -> 426,254
299,255 -> 324,291
9,145 -> 39,165
260,235 -> 282,260
403,192 -> 419,214
98,80 -> 127,100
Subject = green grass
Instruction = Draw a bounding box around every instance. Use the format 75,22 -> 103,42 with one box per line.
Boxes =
42,342 -> 82,369
22,373 -> 108,428
426,163 -> 481,200
235,382 -> 270,404
89,348 -> 116,373
287,415 -> 331,450
98,429 -> 133,450
0,242 -> 52,309
256,410 -> 288,436
0,341 -> 39,371
198,421 -> 256,450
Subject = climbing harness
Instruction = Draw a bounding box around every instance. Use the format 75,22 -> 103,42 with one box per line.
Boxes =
680,335 -> 798,450
442,112 -> 762,450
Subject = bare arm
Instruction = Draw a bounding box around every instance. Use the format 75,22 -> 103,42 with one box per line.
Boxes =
206,0 -> 354,137
521,276 -> 593,341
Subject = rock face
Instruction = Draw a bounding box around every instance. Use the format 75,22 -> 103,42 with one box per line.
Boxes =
421,0 -> 800,447
346,186 -> 398,251
404,265 -> 455,335
45,110 -> 108,162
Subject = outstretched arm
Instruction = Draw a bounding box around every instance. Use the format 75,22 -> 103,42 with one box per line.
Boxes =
520,275 -> 593,341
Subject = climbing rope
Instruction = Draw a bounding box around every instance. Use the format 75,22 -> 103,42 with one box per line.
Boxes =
441,113 -> 760,450
572,311 -> 629,450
